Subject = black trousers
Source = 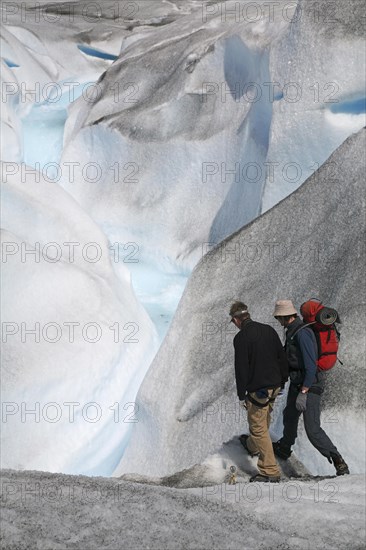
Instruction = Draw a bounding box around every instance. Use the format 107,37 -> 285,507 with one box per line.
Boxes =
281,383 -> 340,458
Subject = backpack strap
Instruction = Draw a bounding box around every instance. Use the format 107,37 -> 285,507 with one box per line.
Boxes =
289,322 -> 315,341
334,324 -> 341,341
290,322 -> 321,359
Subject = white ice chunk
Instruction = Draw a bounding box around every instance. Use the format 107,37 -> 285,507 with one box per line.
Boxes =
1,163 -> 158,476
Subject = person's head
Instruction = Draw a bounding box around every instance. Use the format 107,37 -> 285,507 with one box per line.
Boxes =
273,300 -> 297,328
229,301 -> 250,329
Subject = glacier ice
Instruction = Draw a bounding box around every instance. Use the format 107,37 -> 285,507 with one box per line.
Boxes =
1,164 -> 159,475
2,468 -> 365,549
0,0 -> 145,163
115,128 -> 366,478
1,1 -> 216,476
0,59 -> 22,161
59,1 -> 296,270
58,0 -> 365,271
261,0 -> 366,211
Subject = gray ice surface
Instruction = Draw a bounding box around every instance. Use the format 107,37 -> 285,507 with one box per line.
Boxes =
1,468 -> 365,550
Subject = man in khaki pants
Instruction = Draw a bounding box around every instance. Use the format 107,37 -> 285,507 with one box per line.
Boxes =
230,302 -> 288,482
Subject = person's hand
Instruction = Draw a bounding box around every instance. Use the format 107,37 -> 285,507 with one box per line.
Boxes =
295,392 -> 307,412
239,400 -> 247,410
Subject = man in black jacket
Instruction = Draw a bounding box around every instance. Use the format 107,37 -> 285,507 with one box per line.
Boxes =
230,301 -> 288,482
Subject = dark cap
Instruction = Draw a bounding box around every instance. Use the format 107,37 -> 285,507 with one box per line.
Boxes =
229,301 -> 249,318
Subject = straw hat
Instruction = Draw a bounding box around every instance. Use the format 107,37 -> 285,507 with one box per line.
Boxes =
273,300 -> 297,317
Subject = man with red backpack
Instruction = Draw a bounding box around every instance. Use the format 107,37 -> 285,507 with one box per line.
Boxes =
272,299 -> 349,476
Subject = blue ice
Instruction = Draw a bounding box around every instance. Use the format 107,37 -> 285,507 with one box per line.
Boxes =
4,58 -> 20,68
330,96 -> 366,115
77,45 -> 119,61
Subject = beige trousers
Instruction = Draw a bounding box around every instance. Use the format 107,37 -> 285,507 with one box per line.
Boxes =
246,387 -> 281,477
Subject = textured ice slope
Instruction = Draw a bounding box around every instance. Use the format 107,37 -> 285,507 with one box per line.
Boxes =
0,0 -> 196,161
60,0 -> 365,269
1,471 -> 365,550
60,1 -> 296,269
2,469 -> 365,550
261,0 -> 366,210
115,128 -> 366,478
1,165 -> 158,475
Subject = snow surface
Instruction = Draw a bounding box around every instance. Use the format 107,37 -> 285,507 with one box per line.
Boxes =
1,468 -> 365,550
116,128 -> 366,479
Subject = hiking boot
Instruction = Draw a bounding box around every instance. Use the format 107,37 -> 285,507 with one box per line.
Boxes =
239,434 -> 259,457
330,453 -> 350,476
250,473 -> 280,483
272,440 -> 292,460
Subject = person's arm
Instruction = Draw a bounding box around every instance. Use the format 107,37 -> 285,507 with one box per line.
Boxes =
234,332 -> 249,400
296,328 -> 317,390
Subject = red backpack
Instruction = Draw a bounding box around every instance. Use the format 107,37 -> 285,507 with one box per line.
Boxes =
300,299 -> 342,371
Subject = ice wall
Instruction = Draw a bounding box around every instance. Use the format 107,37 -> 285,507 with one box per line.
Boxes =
0,1 -> 133,163
115,129 -> 366,478
1,165 -> 158,475
60,1 -> 296,270
59,0 -> 365,270
261,0 -> 366,211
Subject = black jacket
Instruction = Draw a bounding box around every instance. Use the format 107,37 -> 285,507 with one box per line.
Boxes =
285,317 -> 318,388
234,319 -> 288,400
